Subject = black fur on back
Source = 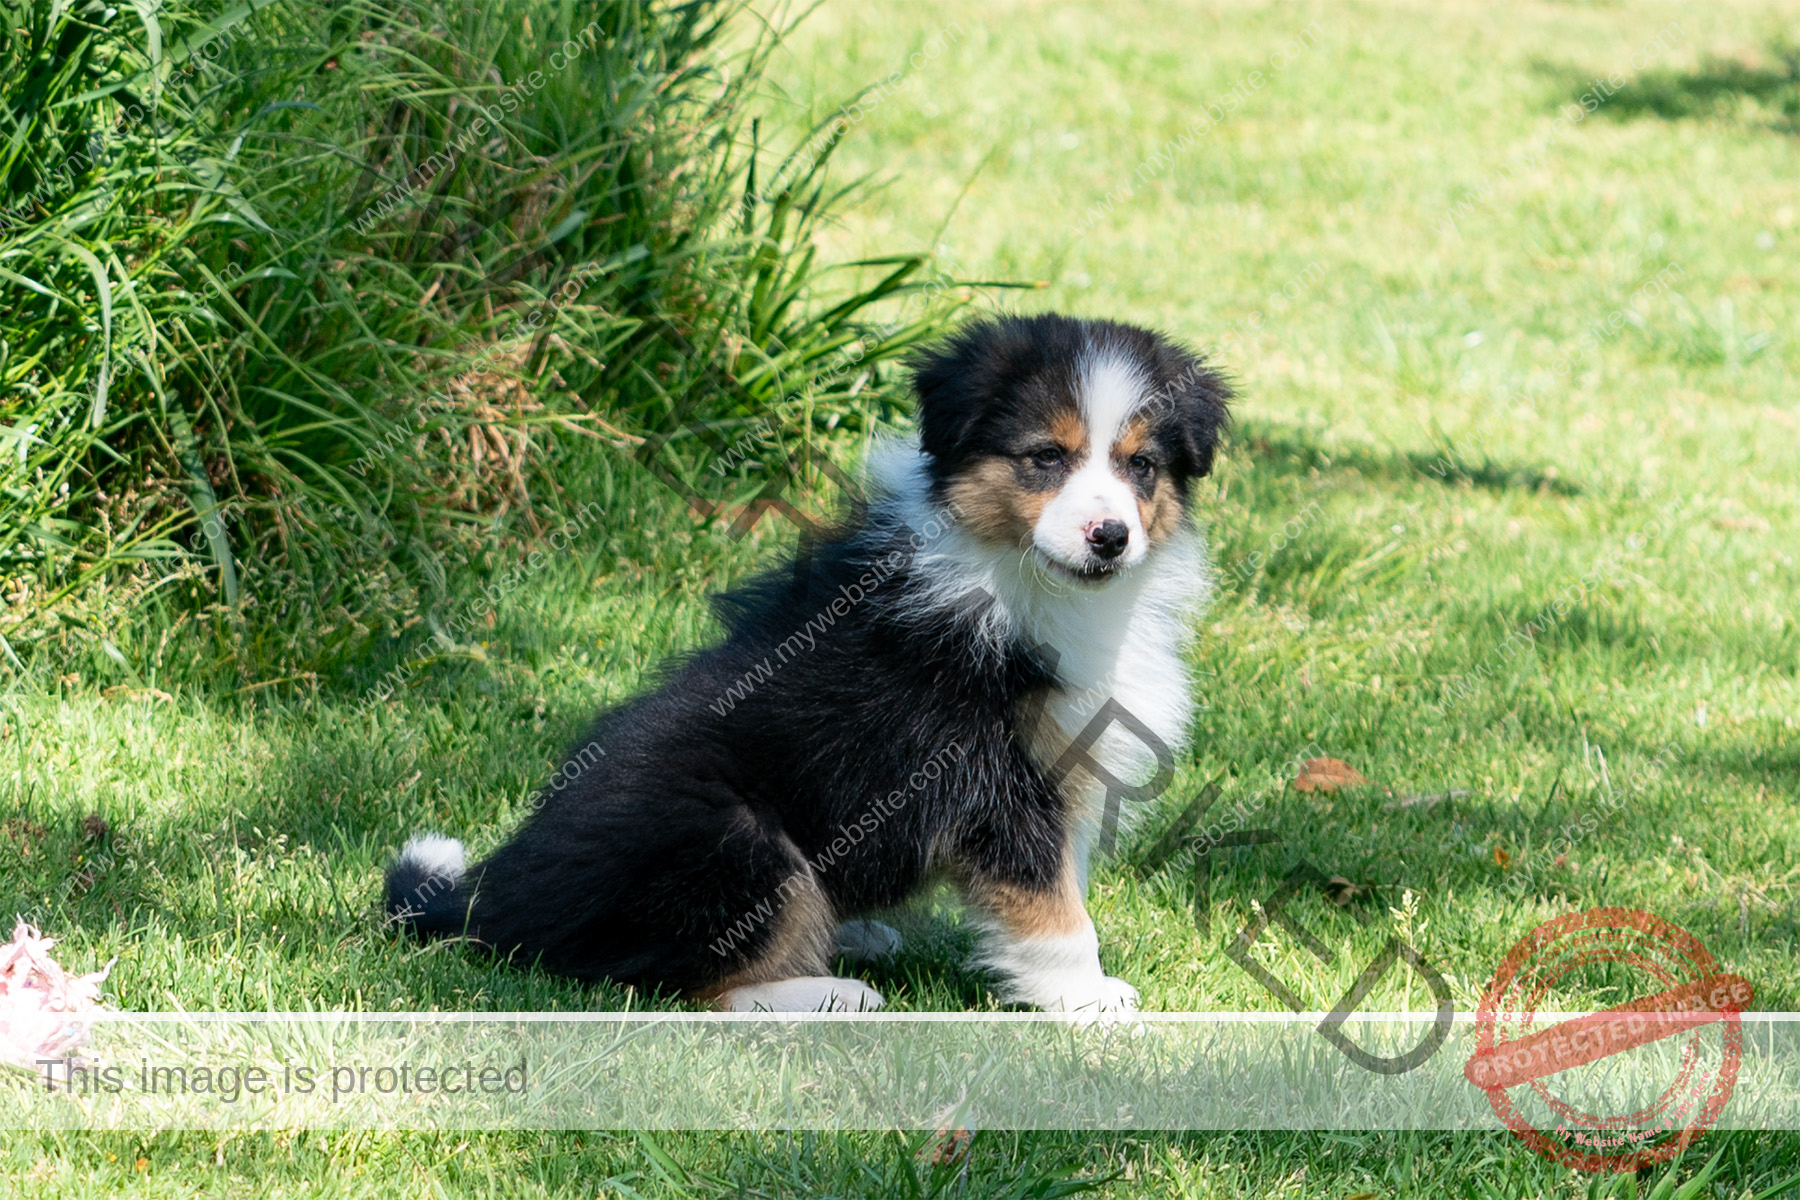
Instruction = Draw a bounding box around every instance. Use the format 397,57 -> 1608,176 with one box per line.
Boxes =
385,515 -> 1062,991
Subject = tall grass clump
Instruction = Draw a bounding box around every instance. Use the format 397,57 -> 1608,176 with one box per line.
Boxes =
0,0 -> 971,689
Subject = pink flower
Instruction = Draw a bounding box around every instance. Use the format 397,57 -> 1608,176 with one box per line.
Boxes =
0,920 -> 114,1071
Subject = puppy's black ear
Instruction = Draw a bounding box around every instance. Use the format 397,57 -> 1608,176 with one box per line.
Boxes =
1154,347 -> 1232,484
909,318 -> 1031,470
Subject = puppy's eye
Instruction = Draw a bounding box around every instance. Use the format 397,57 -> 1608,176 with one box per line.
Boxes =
1128,453 -> 1154,476
1029,447 -> 1065,469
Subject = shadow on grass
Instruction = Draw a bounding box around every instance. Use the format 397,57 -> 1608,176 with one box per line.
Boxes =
1536,48 -> 1800,134
1236,421 -> 1583,497
214,666 -> 646,1008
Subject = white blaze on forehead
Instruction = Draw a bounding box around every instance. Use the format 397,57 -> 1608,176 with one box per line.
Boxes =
1030,347 -> 1152,571
1077,348 -> 1152,451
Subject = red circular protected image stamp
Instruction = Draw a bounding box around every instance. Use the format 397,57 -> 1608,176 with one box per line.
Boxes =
1465,907 -> 1753,1172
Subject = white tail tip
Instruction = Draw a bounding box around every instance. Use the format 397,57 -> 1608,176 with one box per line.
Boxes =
399,833 -> 465,883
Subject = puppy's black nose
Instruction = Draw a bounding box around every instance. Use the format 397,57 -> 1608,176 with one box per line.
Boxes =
1086,519 -> 1129,560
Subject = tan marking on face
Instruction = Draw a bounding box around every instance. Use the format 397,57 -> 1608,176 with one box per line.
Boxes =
1114,418 -> 1151,461
942,407 -> 1088,549
1114,416 -> 1185,546
1049,410 -> 1089,458
943,459 -> 1046,548
1141,475 -> 1185,545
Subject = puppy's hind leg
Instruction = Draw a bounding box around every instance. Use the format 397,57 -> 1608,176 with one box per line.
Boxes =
691,854 -> 885,1012
719,976 -> 886,1012
834,919 -> 904,963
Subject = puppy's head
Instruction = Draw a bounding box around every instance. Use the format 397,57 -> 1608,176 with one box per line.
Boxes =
911,314 -> 1230,584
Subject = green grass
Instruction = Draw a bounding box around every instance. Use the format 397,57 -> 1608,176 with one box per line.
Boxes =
7,0 -> 1800,1193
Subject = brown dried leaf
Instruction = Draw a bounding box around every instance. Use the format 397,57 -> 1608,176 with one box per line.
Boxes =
1292,757 -> 1369,793
0,819 -> 45,857
921,1126 -> 973,1167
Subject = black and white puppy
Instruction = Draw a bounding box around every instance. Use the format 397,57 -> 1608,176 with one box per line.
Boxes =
386,312 -> 1230,1012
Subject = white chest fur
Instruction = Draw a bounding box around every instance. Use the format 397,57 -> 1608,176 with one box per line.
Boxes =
1011,534 -> 1205,874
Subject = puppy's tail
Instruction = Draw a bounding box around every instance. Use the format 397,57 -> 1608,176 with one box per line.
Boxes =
384,833 -> 472,938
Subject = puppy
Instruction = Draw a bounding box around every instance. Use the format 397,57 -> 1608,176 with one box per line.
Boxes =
386,312 -> 1230,1012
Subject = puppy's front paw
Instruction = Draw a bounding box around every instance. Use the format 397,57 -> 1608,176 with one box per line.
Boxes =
1042,975 -> 1140,1015
1015,978 -> 1137,1014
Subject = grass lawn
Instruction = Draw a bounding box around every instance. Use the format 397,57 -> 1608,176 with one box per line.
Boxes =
6,0 -> 1800,1194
